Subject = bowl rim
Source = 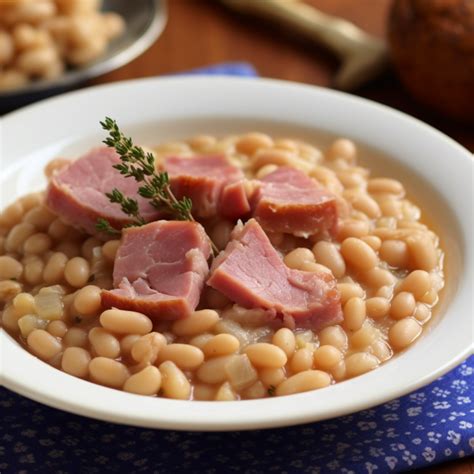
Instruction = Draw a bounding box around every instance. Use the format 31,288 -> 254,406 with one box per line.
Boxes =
1,76 -> 473,431
0,0 -> 168,99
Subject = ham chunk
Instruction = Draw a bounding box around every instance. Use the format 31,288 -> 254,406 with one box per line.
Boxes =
252,167 -> 338,238
165,155 -> 244,218
207,219 -> 342,330
219,180 -> 251,220
102,221 -> 211,320
46,147 -> 160,235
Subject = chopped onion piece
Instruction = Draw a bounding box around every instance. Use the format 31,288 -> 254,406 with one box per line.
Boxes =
214,319 -> 249,346
214,382 -> 237,401
223,305 -> 273,327
242,380 -> 267,399
295,330 -> 315,349
18,315 -> 48,338
225,354 -> 258,391
34,291 -> 64,320
39,285 -> 67,295
214,319 -> 272,348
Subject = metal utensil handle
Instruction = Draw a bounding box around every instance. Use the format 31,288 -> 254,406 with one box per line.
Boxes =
223,0 -> 382,59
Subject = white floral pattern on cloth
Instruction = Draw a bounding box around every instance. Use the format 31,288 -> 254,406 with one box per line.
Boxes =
1,355 -> 472,474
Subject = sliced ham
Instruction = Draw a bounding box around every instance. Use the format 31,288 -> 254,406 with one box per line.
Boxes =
252,167 -> 338,238
219,180 -> 251,220
46,147 -> 160,236
102,221 -> 211,320
207,219 -> 342,330
165,155 -> 244,218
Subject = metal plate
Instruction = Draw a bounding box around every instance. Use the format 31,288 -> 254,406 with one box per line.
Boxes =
0,0 -> 168,113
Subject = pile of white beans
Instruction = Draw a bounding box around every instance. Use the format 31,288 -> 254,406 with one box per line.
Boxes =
0,0 -> 124,91
0,133 -> 444,400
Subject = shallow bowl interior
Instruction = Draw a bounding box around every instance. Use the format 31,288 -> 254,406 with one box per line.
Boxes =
1,77 -> 472,431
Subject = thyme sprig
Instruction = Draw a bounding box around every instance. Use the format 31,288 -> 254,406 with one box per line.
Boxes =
96,218 -> 121,236
100,117 -> 194,222
107,188 -> 146,225
97,117 -> 218,255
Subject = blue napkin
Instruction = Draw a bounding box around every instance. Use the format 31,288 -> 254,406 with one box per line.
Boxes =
2,63 -> 473,473
173,62 -> 258,78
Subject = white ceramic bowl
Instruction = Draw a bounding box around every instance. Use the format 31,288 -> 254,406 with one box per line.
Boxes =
1,77 -> 473,431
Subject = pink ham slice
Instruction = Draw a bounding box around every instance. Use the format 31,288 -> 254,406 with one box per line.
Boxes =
46,147 -> 160,235
252,167 -> 338,238
165,155 -> 244,218
207,219 -> 342,330
102,220 -> 211,319
219,180 -> 251,220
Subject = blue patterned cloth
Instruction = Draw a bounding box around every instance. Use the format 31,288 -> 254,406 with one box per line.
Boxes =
174,62 -> 258,78
2,63 -> 473,473
1,357 -> 472,473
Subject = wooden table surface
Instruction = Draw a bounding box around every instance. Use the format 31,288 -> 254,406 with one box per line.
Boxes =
92,1 -> 473,473
93,0 -> 473,152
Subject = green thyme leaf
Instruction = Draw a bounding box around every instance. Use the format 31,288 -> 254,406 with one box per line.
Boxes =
95,218 -> 121,236
99,117 -> 218,256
